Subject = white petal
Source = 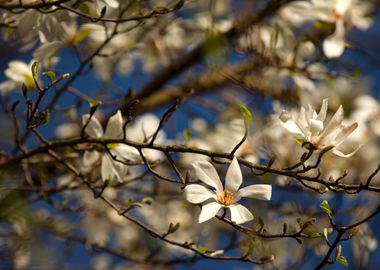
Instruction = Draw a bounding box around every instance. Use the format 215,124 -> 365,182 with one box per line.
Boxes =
185,184 -> 216,204
225,157 -> 242,193
0,80 -> 17,93
104,110 -> 123,139
136,113 -> 160,139
236,184 -> 272,201
309,119 -> 324,134
317,99 -> 328,122
83,150 -> 100,167
279,111 -> 305,137
104,0 -> 119,8
323,20 -> 346,58
5,61 -> 30,82
142,148 -> 163,161
228,204 -> 254,224
318,106 -> 344,146
192,160 -> 223,193
297,107 -> 310,134
331,145 -> 361,158
333,122 -> 358,146
82,114 -> 104,138
198,202 -> 222,223
335,0 -> 351,14
101,154 -> 125,182
112,144 -> 140,161
33,41 -> 64,61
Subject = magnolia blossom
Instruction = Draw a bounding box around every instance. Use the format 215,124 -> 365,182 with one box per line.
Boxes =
185,157 -> 272,224
279,98 -> 359,157
82,110 -> 139,182
0,60 -> 37,93
281,0 -> 372,58
125,113 -> 165,161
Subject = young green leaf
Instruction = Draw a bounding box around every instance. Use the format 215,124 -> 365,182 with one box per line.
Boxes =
142,197 -> 153,205
42,71 -> 56,82
320,200 -> 332,217
240,104 -> 252,126
196,246 -> 209,254
31,61 -> 38,77
336,256 -> 349,268
184,128 -> 192,142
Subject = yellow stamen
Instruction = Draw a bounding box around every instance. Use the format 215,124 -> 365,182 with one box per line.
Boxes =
217,191 -> 235,206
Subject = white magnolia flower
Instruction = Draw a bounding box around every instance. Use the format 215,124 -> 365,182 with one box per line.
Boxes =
0,60 -> 37,93
125,113 -> 165,161
185,157 -> 272,224
281,0 -> 372,58
279,98 -> 359,157
82,110 -> 139,182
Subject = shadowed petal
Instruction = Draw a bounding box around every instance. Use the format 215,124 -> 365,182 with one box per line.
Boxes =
236,184 -> 272,201
101,154 -> 125,182
225,157 -> 242,193
192,160 -> 223,193
104,110 -> 123,139
112,144 -> 140,161
83,150 -> 100,167
228,204 -> 254,224
317,99 -> 328,122
319,105 -> 344,146
185,184 -> 216,204
279,111 -> 304,137
333,122 -> 358,146
199,202 -> 222,223
82,114 -> 103,138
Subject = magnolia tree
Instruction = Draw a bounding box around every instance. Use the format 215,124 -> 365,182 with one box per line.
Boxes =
1,0 -> 380,269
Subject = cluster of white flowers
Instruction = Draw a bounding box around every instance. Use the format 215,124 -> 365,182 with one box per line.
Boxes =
82,110 -> 163,182
1,0 -> 379,267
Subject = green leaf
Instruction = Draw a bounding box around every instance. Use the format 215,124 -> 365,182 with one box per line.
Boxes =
31,61 -> 38,77
124,199 -> 133,207
336,256 -> 349,268
42,71 -> 56,82
323,227 -> 333,241
303,229 -> 323,238
88,99 -> 102,108
294,136 -> 306,146
240,104 -> 252,127
196,246 -> 209,254
184,128 -> 192,142
52,73 -> 70,85
142,197 -> 153,205
314,21 -> 330,30
320,200 -> 332,217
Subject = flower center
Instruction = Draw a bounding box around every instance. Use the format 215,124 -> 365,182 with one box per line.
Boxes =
217,191 -> 235,206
